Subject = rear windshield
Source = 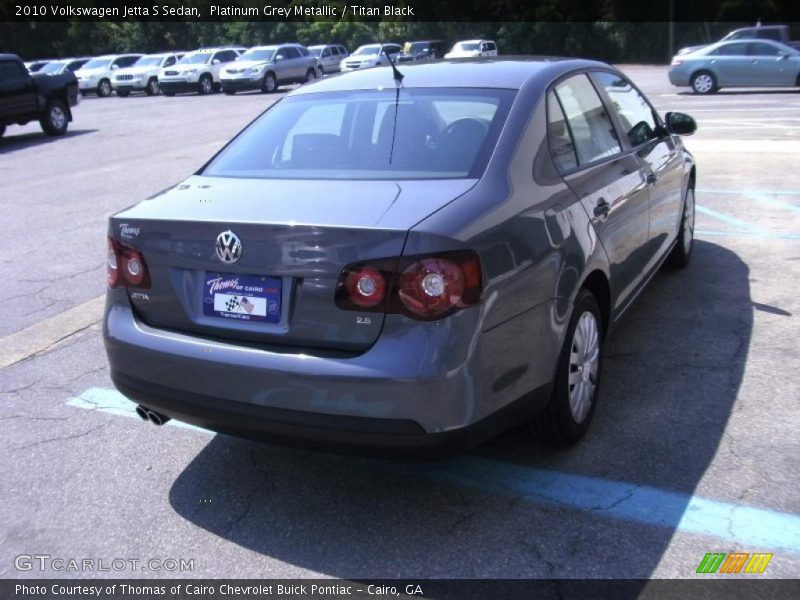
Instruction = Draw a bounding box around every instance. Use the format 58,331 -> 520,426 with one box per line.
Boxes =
202,88 -> 516,180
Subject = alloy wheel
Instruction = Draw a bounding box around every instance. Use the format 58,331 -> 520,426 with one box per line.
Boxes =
568,311 -> 600,423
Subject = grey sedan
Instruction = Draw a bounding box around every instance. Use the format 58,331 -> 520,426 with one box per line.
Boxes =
104,58 -> 697,456
220,44 -> 320,94
669,39 -> 800,94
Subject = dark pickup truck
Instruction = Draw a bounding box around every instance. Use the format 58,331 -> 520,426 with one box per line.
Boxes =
0,53 -> 80,138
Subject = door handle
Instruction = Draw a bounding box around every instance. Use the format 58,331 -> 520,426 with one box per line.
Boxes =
593,198 -> 610,220
645,171 -> 657,185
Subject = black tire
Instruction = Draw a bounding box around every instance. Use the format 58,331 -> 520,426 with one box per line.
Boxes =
198,74 -> 214,95
116,90 -> 130,98
261,72 -> 277,93
691,70 -> 717,94
39,99 -> 69,136
305,68 -> 318,84
97,79 -> 112,97
145,78 -> 160,96
666,186 -> 695,269
526,289 -> 604,445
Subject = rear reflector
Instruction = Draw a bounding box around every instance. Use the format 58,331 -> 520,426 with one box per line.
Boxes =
107,237 -> 150,290
335,250 -> 483,321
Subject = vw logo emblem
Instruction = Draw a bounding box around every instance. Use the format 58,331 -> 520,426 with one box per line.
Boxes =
215,230 -> 242,264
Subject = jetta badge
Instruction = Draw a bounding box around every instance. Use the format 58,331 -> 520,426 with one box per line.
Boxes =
215,230 -> 242,264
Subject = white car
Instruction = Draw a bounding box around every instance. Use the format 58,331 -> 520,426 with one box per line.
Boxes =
220,44 -> 321,94
340,43 -> 402,72
75,54 -> 143,97
308,44 -> 349,73
444,40 -> 498,59
112,52 -> 185,96
158,48 -> 241,95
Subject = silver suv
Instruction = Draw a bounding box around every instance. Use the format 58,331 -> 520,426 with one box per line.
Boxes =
220,44 -> 321,94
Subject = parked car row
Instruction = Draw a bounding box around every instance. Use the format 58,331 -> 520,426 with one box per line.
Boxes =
21,39 -> 501,99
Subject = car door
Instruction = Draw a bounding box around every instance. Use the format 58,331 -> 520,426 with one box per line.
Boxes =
320,46 -> 335,71
592,71 -> 684,272
283,46 -> 304,80
0,59 -> 37,118
708,42 -> 751,85
746,42 -> 795,85
549,74 -> 651,311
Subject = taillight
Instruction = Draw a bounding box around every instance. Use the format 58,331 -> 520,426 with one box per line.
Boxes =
107,237 -> 151,290
335,250 -> 483,321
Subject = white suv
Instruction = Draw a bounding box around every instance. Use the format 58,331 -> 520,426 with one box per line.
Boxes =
444,40 -> 499,59
75,54 -> 143,97
158,48 -> 241,95
112,52 -> 185,97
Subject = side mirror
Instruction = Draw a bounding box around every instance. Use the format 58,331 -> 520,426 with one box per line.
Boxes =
110,64 -> 119,70
212,59 -> 220,65
275,54 -> 284,61
778,52 -> 789,60
665,111 -> 697,136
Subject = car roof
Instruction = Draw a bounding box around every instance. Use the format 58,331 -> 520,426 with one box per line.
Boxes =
1,54 -> 23,61
705,38 -> 792,52
291,57 -> 606,94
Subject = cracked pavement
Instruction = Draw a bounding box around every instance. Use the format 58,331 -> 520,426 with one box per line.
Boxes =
0,67 -> 799,580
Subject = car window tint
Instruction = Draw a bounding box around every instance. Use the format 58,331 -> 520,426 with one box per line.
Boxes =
748,42 -> 781,56
756,29 -> 781,41
593,72 -> 657,147
554,75 -> 621,165
283,47 -> 300,59
204,88 -> 515,180
710,43 -> 748,56
547,92 -> 578,173
0,61 -> 24,81
164,56 -> 176,67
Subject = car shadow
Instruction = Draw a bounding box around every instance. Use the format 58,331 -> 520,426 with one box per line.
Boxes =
168,239 -> 751,579
0,128 -> 98,153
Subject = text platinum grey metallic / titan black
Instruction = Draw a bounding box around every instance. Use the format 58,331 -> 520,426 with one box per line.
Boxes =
103,58 -> 697,457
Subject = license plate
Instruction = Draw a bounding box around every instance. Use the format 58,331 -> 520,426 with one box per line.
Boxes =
203,273 -> 281,323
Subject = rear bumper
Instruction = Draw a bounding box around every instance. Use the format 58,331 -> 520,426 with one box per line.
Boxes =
104,297 -> 560,455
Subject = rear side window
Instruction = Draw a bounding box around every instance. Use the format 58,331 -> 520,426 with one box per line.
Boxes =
710,43 -> 748,56
547,92 -> 578,173
593,72 -> 657,147
554,74 -> 621,165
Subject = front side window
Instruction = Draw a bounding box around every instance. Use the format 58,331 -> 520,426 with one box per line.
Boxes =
203,88 -> 515,180
748,42 -> 781,56
593,72 -> 657,147
709,43 -> 748,56
554,75 -> 621,165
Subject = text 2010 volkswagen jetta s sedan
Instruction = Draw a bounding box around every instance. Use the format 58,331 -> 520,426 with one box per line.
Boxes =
104,58 -> 697,456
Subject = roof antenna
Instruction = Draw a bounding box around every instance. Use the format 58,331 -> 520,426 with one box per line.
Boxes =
383,46 -> 404,85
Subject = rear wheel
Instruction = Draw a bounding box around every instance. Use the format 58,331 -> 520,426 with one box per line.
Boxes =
691,71 -> 717,94
666,187 -> 695,268
305,68 -> 317,83
40,100 -> 69,136
261,72 -> 277,93
527,289 -> 603,445
145,78 -> 160,96
97,79 -> 112,97
198,74 -> 213,95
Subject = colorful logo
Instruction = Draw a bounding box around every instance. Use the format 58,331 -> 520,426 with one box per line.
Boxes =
696,552 -> 773,574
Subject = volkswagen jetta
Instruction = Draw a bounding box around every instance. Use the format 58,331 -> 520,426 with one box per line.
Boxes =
104,58 -> 697,456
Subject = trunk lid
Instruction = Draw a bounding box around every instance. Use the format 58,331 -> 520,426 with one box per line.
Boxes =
111,175 -> 475,351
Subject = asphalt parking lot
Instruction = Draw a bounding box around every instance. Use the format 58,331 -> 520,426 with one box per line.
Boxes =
1,66 -> 799,580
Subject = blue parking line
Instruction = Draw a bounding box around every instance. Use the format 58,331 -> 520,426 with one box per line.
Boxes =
67,387 -> 208,433
68,387 -> 800,553
696,229 -> 800,240
695,205 -> 766,232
